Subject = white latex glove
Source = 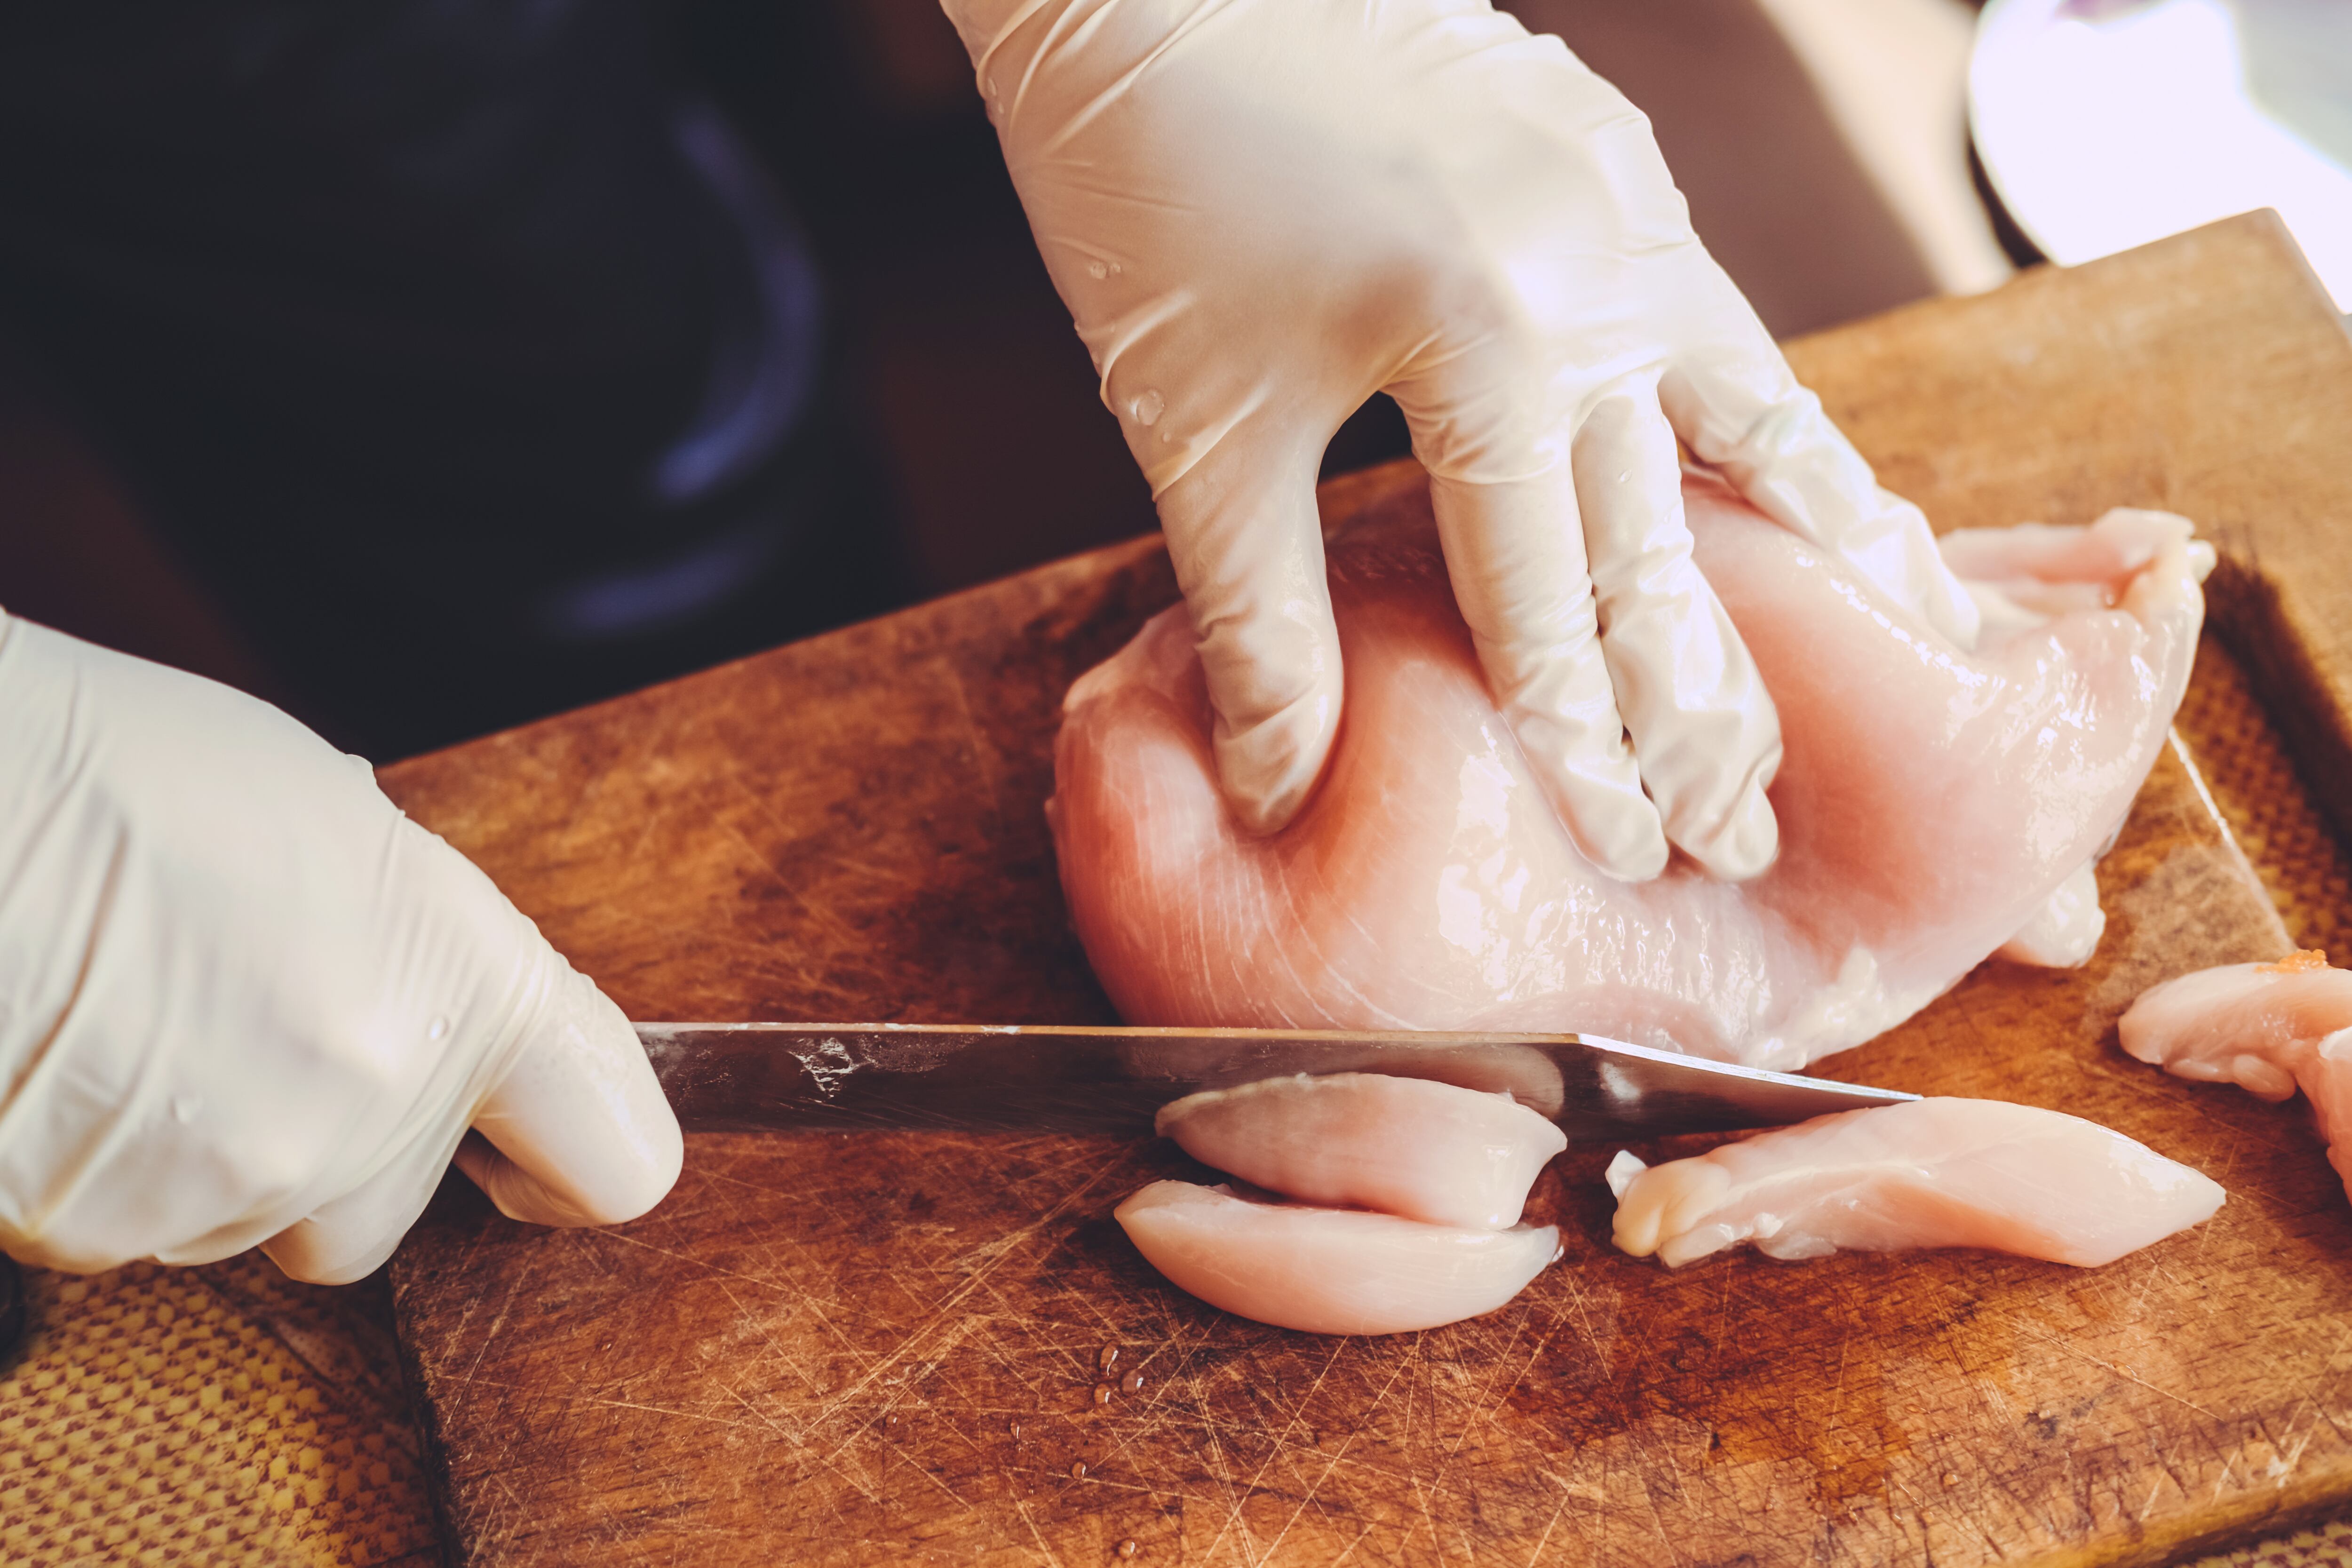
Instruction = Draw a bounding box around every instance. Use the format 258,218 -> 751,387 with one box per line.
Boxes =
941,0 -> 1981,877
0,613 -> 683,1285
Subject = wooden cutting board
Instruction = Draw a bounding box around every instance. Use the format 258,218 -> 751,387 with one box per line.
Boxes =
383,213 -> 2352,1567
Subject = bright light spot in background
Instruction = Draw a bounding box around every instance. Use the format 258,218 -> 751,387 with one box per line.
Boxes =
1971,0 -> 2352,311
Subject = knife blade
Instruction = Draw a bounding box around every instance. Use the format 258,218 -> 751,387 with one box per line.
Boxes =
633,1022 -> 1916,1142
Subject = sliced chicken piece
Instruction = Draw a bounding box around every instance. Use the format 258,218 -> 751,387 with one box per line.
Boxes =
1114,1180 -> 1560,1336
1050,477 -> 2203,1070
1608,1097 -> 2223,1268
1155,1072 -> 1566,1230
1128,1040 -> 1568,1119
2120,950 -> 2352,1202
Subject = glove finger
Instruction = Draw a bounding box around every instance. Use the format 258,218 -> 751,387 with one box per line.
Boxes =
1415,442 -> 1669,881
458,960 -> 683,1229
451,1130 -> 599,1229
1572,387 -> 1781,881
260,1125 -> 463,1285
1659,298 -> 1981,649
1156,428 -> 1343,835
256,958 -> 678,1280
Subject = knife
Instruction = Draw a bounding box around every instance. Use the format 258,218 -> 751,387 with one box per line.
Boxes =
633,1022 -> 1916,1142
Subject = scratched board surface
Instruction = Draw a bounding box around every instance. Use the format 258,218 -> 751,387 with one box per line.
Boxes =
384,215 -> 2352,1566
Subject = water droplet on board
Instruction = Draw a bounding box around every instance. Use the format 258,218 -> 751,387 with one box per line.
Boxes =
1088,260 -> 1108,279
1097,1345 -> 1120,1373
1093,1385 -> 1112,1406
1120,1370 -> 1143,1395
1008,1420 -> 1024,1440
883,1414 -> 898,1431
1118,1540 -> 1139,1559
1070,1460 -> 1089,1480
1941,1472 -> 1958,1488
428,1016 -> 450,1041
1129,390 -> 1163,427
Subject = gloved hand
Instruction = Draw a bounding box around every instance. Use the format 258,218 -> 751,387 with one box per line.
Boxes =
939,0 -> 1980,878
0,613 -> 682,1284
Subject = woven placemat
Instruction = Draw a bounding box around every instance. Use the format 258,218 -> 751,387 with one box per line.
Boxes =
0,633 -> 2344,1567
0,1254 -> 434,1565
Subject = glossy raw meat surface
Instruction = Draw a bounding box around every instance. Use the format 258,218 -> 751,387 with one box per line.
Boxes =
1051,478 -> 2205,1068
2121,951 -> 2352,1202
1608,1098 -> 2224,1268
1113,1180 -> 1560,1336
1154,1073 -> 1565,1229
1127,1071 -> 1570,1332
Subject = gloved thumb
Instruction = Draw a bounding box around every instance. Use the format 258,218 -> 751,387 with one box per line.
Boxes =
261,957 -> 679,1283
456,963 -> 683,1228
260,822 -> 681,1283
1155,427 -> 1345,835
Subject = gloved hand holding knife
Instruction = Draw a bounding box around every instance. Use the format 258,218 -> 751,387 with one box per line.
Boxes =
0,616 -> 680,1284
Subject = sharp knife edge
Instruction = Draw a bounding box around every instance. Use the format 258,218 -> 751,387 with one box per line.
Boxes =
631,1021 -> 1917,1140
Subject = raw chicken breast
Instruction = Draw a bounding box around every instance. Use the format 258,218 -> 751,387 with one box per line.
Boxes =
1155,1072 -> 1566,1229
1995,860 -> 2106,969
2120,950 -> 2352,1202
1050,477 -> 2204,1069
1115,1180 -> 1560,1335
1607,1098 -> 2224,1268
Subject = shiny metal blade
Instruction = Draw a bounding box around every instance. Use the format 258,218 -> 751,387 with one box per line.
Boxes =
633,1022 -> 1915,1141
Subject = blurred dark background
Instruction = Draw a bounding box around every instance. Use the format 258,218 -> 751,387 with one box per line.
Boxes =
0,0 -> 1986,762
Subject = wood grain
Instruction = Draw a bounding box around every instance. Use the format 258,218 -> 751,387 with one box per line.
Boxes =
384,214 -> 2352,1566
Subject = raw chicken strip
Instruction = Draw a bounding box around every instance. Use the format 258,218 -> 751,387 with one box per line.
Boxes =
1115,1180 -> 1560,1335
1607,1098 -> 2223,1268
2120,950 -> 2352,1202
1155,1073 -> 1566,1229
1050,475 -> 2203,1069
